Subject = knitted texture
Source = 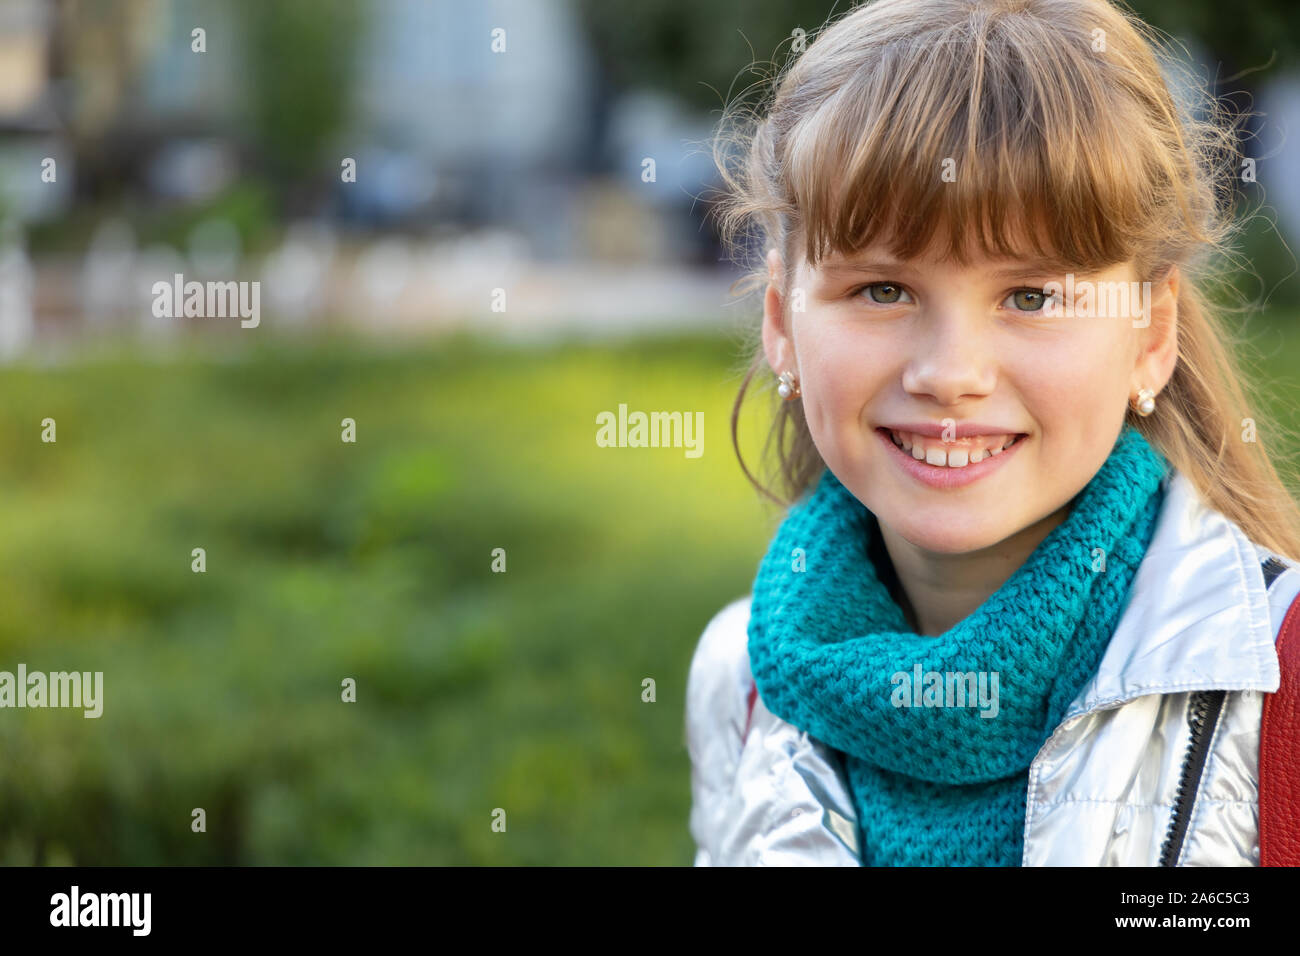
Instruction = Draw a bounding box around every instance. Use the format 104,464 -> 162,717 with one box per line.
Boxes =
747,424 -> 1169,865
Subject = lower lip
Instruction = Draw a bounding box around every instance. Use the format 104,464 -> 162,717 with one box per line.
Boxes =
876,428 -> 1027,490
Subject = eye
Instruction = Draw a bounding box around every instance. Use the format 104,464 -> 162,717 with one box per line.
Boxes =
855,282 -> 912,305
1004,288 -> 1055,313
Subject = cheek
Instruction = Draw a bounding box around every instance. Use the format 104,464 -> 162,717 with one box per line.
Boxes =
796,335 -> 881,436
1012,331 -> 1132,449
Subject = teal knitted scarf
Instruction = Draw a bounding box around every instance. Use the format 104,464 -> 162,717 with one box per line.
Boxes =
747,423 -> 1169,865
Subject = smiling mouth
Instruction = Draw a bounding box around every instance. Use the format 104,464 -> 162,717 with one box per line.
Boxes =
876,427 -> 1028,468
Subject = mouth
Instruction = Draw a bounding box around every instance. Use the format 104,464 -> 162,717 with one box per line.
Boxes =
874,427 -> 1029,489
878,427 -> 1027,461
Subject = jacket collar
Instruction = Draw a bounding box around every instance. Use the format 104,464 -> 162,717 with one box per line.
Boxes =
1064,468 -> 1280,720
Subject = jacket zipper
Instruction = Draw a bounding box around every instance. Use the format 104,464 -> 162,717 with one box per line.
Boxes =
1158,689 -> 1227,866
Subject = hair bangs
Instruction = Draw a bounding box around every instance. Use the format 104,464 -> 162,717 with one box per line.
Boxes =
787,16 -> 1171,275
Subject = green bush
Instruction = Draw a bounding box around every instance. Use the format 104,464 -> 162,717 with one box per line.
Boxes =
0,330 -> 771,865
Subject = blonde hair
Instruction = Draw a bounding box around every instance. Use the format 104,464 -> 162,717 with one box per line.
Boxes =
711,0 -> 1300,564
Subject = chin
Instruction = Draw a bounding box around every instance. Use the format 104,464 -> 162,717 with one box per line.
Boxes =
889,515 -> 1010,556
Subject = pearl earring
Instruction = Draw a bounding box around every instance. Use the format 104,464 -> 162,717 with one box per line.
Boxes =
1132,388 -> 1156,417
777,370 -> 800,401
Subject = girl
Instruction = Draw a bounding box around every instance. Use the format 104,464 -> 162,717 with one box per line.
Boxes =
687,0 -> 1300,865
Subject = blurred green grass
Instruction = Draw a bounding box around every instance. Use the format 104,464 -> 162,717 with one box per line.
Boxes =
0,329 -> 780,865
1,318 -> 1297,865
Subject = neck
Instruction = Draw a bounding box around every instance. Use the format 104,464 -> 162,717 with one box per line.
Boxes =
876,500 -> 1075,636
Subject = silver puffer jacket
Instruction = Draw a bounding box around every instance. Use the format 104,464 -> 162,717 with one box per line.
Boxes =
686,468 -> 1300,865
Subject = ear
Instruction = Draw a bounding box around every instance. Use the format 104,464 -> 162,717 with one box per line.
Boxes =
761,247 -> 796,377
1133,265 -> 1179,396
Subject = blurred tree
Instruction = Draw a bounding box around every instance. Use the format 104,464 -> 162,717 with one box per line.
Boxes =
232,0 -> 368,215
1132,0 -> 1297,80
577,0 -> 1297,110
576,0 -> 844,114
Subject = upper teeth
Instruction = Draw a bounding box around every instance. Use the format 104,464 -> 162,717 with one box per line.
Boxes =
888,429 -> 1020,467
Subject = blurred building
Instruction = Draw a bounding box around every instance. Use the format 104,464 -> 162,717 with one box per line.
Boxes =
0,0 -> 71,222
4,1 -> 771,344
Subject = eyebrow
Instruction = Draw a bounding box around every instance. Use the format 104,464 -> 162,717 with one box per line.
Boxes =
816,259 -> 908,277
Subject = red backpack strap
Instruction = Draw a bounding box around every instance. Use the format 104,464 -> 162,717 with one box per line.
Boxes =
1261,585 -> 1300,866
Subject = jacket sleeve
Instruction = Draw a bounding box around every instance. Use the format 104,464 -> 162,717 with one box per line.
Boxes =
685,597 -> 862,866
685,598 -> 752,866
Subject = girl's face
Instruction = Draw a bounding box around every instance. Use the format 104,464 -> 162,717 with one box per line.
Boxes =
762,240 -> 1180,554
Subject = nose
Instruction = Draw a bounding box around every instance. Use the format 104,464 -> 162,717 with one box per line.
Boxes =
900,308 -> 997,406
